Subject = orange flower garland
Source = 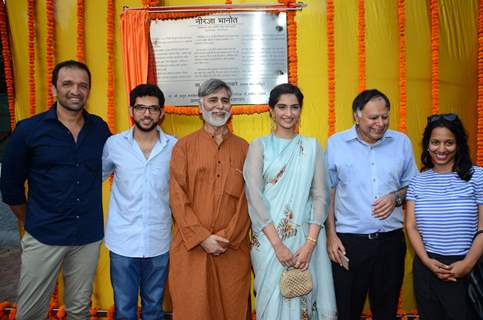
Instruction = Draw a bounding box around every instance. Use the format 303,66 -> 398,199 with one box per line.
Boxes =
106,0 -> 116,133
430,0 -> 439,114
477,0 -> 483,166
0,0 -> 15,129
287,10 -> 298,85
46,0 -> 55,107
327,0 -> 335,136
398,0 -> 407,133
27,0 -> 36,116
357,0 -> 366,92
76,0 -> 85,62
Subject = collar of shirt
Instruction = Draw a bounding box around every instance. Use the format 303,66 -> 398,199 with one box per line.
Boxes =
344,125 -> 394,146
44,103 -> 93,126
200,127 -> 233,146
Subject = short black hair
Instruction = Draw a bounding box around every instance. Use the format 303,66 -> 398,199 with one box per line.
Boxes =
52,60 -> 91,88
129,84 -> 165,107
421,113 -> 473,181
268,83 -> 304,108
352,89 -> 390,113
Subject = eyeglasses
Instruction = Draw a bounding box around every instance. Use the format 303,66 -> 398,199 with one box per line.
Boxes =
133,105 -> 162,114
427,113 -> 457,123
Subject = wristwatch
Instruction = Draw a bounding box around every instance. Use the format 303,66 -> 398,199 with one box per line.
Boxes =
394,191 -> 403,207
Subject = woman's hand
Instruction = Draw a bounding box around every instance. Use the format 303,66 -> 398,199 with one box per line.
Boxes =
294,241 -> 316,271
423,257 -> 456,282
273,242 -> 295,268
448,260 -> 473,278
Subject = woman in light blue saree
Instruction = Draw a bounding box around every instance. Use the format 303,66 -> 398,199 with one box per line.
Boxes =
244,84 -> 337,320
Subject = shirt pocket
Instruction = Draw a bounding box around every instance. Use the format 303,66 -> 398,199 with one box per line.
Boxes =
337,163 -> 354,185
151,161 -> 170,193
224,167 -> 244,198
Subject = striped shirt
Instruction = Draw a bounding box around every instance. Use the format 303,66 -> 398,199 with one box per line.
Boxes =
406,166 -> 483,255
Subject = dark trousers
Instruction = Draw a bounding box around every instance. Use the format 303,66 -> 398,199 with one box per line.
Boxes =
332,229 -> 406,320
413,253 -> 478,320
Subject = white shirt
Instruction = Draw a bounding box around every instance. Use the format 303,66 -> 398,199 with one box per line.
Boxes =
102,126 -> 176,257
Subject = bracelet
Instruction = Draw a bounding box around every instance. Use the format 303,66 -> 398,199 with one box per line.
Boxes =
306,236 -> 317,244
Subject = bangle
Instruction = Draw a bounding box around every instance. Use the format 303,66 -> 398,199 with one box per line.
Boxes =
306,236 -> 317,244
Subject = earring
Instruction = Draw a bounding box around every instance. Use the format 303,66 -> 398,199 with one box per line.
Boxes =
271,118 -> 277,133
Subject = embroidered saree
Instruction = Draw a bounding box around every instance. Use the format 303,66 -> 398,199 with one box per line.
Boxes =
244,135 -> 337,320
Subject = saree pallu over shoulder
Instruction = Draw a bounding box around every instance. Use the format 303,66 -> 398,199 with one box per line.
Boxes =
246,135 -> 337,320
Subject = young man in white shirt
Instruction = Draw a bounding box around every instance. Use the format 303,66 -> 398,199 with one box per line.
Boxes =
102,84 -> 176,319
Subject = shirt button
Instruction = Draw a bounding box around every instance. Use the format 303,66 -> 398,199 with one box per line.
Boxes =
76,181 -> 80,185
373,178 -> 376,182
76,216 -> 79,219
371,162 -> 374,166
76,198 -> 80,201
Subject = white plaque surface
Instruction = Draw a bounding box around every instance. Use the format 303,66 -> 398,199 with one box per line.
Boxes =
150,12 -> 288,106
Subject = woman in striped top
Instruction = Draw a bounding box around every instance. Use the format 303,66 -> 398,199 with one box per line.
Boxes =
405,113 -> 483,320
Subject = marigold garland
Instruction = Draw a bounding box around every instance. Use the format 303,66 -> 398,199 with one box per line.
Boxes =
398,0 -> 407,133
106,0 -> 116,133
430,0 -> 439,114
357,0 -> 366,92
0,0 -> 15,129
327,0 -> 335,136
477,0 -> 483,166
46,0 -> 55,107
76,0 -> 85,62
27,0 -> 36,116
287,10 -> 298,85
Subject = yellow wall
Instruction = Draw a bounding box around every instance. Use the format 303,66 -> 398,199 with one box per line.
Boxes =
5,0 -> 479,312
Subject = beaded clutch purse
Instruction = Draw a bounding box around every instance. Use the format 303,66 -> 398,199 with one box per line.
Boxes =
279,267 -> 313,298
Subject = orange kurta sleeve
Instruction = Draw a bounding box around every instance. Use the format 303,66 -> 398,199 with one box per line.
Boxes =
170,141 -> 211,251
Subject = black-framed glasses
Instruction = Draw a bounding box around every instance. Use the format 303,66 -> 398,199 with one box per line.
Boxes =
427,113 -> 457,124
132,104 -> 162,114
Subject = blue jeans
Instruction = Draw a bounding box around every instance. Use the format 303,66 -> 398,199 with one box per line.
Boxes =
110,251 -> 169,320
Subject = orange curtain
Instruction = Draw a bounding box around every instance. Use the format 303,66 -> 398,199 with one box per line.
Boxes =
120,10 -> 150,103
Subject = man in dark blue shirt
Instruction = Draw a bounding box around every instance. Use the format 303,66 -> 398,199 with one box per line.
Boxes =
0,60 -> 110,320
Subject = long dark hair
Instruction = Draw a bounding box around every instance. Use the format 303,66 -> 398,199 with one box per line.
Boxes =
421,113 -> 473,181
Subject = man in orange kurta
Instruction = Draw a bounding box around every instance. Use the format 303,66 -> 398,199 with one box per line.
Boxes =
169,79 -> 251,320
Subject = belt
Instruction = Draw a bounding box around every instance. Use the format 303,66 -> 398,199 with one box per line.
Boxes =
338,228 -> 403,240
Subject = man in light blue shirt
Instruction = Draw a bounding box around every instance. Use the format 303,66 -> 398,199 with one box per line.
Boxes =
102,84 -> 176,320
325,89 -> 418,320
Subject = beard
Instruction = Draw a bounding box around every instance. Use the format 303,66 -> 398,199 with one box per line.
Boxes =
200,103 -> 231,127
134,117 -> 158,132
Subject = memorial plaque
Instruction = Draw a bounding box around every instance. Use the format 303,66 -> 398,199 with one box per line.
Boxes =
150,12 -> 288,106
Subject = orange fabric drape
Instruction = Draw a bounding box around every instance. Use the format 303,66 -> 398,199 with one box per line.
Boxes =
120,10 -> 150,104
